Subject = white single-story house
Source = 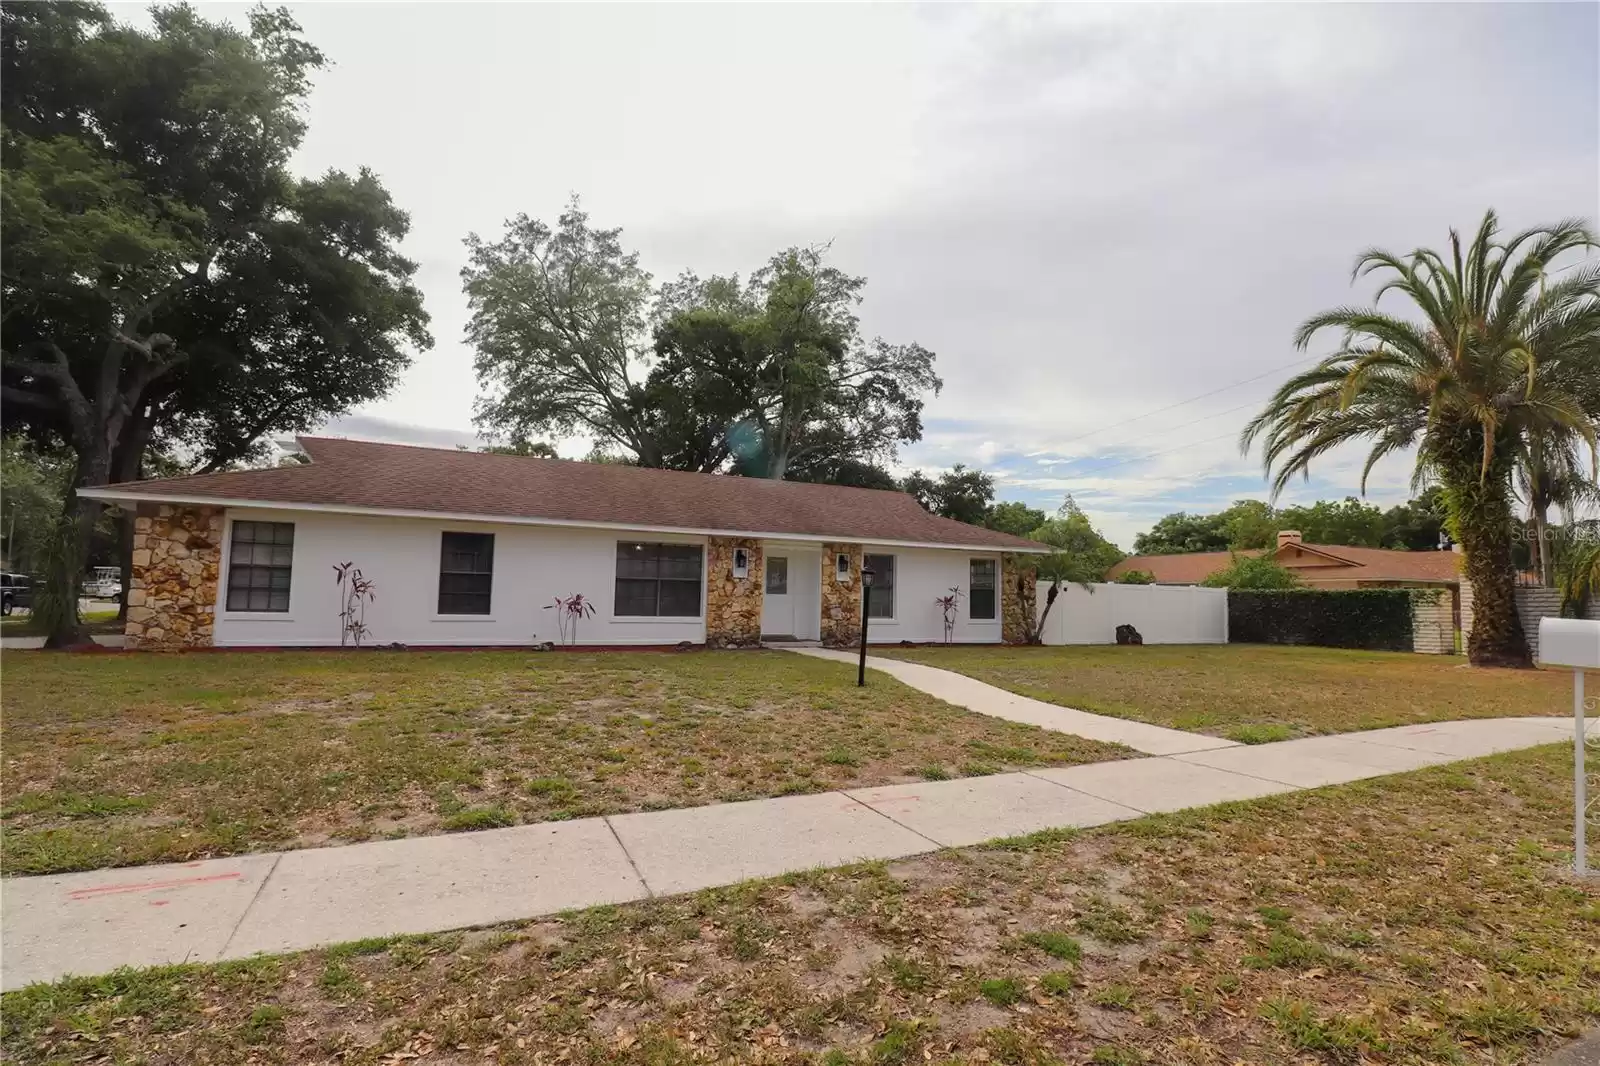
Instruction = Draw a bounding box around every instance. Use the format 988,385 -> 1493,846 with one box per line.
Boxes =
79,437 -> 1047,650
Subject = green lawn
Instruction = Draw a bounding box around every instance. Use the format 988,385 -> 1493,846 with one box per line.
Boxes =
0,649 -> 1130,875
4,744 -> 1594,1065
874,644 -> 1570,742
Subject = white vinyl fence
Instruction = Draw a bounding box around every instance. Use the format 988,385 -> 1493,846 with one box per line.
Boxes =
1038,583 -> 1228,646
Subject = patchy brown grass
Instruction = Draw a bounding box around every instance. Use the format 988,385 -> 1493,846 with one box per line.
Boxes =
4,745 -> 1595,1065
0,649 -> 1129,875
874,644 -> 1570,742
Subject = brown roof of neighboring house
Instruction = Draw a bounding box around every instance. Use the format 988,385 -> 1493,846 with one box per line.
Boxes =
81,437 -> 1045,552
1107,542 -> 1463,585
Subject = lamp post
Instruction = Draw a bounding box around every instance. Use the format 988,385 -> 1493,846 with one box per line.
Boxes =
857,564 -> 875,687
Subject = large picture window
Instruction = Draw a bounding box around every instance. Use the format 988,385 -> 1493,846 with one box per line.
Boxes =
438,532 -> 494,615
226,521 -> 294,612
864,553 -> 896,618
970,558 -> 997,620
615,542 -> 702,617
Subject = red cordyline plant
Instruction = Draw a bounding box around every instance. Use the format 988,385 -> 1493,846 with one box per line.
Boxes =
544,593 -> 596,646
934,586 -> 963,644
333,562 -> 376,648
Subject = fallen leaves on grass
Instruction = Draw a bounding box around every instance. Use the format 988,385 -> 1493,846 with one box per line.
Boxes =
1,650 -> 1130,874
4,746 -> 1596,1065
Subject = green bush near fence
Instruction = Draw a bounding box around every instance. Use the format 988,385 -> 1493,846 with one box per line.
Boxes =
1228,589 -> 1415,651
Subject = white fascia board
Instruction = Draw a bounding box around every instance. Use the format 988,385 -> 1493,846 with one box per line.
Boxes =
78,488 -> 1053,555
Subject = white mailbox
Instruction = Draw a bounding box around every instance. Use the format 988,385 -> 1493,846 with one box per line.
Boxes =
1539,617 -> 1600,668
1539,616 -> 1598,876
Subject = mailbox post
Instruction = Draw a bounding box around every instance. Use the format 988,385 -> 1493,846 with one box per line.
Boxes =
1538,617 -> 1600,875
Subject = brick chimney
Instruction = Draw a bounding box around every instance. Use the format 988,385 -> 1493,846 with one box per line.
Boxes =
1276,530 -> 1303,549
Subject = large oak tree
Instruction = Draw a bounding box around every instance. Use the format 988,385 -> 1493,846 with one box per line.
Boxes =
465,203 -> 940,480
2,2 -> 430,644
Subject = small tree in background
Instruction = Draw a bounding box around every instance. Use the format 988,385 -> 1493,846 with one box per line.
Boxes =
1114,569 -> 1157,585
1200,554 -> 1301,590
985,500 -> 1046,537
903,465 -> 994,525
1556,525 -> 1600,617
1013,497 -> 1125,643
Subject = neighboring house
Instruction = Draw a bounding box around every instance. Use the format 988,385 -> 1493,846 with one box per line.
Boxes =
1109,529 -> 1465,626
1109,530 -> 1462,589
79,437 -> 1045,650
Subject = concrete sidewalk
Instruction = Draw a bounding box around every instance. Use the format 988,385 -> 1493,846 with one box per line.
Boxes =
1,634 -> 125,650
788,646 -> 1237,755
0,714 -> 1572,990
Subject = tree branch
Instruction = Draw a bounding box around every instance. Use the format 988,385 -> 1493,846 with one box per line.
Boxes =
1,382 -> 61,411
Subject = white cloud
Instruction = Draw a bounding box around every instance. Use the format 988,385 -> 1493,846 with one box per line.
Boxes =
175,2 -> 1595,548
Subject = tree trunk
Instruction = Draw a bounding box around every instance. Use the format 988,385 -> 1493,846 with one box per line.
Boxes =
116,513 -> 133,623
1027,578 -> 1061,645
1533,505 -> 1553,587
42,486 -> 99,648
110,405 -> 152,623
1441,450 -> 1531,668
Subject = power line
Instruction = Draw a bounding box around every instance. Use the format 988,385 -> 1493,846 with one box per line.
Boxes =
1038,353 -> 1320,451
1044,396 -> 1264,463
1048,428 -> 1245,482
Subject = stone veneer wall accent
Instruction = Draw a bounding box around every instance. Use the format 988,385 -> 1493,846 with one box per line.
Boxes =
1409,589 -> 1455,655
126,504 -> 225,650
820,543 -> 863,647
1001,554 -> 1037,645
704,536 -> 764,648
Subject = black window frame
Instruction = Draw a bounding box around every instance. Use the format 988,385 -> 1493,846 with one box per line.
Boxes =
864,553 -> 896,619
226,520 -> 295,613
766,556 -> 789,595
614,542 -> 704,618
437,531 -> 495,616
969,558 -> 998,620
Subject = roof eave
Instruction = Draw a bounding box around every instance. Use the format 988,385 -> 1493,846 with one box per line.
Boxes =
77,487 -> 1052,554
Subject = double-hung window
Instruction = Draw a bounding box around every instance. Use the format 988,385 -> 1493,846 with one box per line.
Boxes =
438,532 -> 494,615
226,521 -> 294,612
615,542 -> 703,617
864,553 -> 896,618
969,559 -> 998,620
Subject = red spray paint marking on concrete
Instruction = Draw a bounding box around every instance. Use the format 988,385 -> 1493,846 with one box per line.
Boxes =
67,871 -> 242,901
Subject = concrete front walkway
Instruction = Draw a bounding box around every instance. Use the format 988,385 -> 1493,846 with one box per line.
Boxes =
0,713 -> 1572,990
788,646 -> 1236,755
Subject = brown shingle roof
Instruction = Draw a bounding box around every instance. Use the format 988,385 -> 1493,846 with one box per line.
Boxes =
1106,543 -> 1462,585
85,437 -> 1044,552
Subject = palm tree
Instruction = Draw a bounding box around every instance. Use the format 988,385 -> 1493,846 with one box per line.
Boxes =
1516,433 -> 1599,586
1243,211 -> 1600,667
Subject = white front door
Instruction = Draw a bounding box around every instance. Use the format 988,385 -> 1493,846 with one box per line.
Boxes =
761,555 -> 793,637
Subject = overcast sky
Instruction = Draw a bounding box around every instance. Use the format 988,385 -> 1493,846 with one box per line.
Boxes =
202,2 -> 1596,549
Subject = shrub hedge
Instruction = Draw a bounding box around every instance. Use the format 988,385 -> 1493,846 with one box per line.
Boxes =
1228,589 -> 1415,651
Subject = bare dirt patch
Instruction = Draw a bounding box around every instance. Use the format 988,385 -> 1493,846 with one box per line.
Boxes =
4,746 -> 1595,1065
2,649 -> 1130,875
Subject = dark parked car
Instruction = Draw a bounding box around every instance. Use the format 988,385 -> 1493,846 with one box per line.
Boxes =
1,573 -> 33,616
